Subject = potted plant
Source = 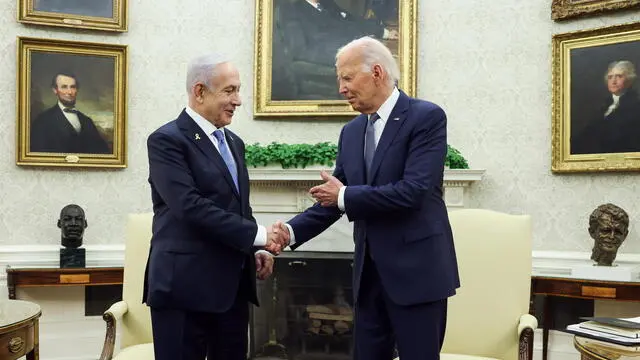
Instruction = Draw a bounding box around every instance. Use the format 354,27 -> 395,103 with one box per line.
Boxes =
245,142 -> 469,169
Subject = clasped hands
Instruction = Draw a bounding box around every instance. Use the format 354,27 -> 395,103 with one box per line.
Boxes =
265,221 -> 290,255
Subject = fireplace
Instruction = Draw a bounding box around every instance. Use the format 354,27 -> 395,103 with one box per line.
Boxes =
250,251 -> 354,360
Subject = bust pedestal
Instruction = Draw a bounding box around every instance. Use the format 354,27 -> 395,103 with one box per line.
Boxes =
572,263 -> 640,282
60,247 -> 86,268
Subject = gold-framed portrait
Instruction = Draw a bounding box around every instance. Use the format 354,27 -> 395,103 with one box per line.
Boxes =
16,37 -> 128,168
253,0 -> 417,117
551,0 -> 640,21
18,0 -> 127,32
552,22 -> 640,173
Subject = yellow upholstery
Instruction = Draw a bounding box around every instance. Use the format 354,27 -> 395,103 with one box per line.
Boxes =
110,213 -> 154,360
439,209 -> 536,360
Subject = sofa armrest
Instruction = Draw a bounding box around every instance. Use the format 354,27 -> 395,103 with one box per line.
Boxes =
518,314 -> 537,360
99,301 -> 129,360
518,314 -> 538,336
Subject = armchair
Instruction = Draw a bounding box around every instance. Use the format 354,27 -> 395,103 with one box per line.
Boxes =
99,213 -> 154,360
440,209 -> 537,360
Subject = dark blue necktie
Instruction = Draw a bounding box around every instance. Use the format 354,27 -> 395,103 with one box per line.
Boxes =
213,129 -> 239,192
364,113 -> 380,178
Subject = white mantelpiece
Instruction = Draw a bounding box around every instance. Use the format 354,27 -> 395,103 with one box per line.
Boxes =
247,167 -> 484,252
248,168 -> 485,213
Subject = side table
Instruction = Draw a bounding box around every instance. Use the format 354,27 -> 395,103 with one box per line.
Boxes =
0,299 -> 41,360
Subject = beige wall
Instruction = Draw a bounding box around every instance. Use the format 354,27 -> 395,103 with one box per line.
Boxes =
0,0 -> 639,254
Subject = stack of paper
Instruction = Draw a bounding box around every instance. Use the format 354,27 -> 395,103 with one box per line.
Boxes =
579,337 -> 640,355
565,316 -> 640,346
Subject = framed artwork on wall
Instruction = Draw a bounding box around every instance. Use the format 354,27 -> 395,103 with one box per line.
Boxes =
16,37 -> 128,168
551,0 -> 640,21
253,0 -> 417,117
18,0 -> 127,32
551,22 -> 640,173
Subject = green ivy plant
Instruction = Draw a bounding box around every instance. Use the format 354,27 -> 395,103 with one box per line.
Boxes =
245,142 -> 469,169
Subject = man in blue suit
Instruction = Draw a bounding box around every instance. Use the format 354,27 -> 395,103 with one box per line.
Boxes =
144,54 -> 290,360
280,37 -> 460,360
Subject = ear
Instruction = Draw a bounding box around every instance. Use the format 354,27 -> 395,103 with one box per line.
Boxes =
371,64 -> 384,81
193,83 -> 206,102
57,219 -> 62,229
83,219 -> 88,228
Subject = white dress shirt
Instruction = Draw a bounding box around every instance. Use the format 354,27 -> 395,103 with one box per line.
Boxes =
604,94 -> 621,117
186,106 -> 267,248
58,102 -> 82,133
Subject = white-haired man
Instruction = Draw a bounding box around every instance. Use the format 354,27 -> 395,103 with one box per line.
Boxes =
279,36 -> 460,360
144,54 -> 289,360
573,60 -> 640,154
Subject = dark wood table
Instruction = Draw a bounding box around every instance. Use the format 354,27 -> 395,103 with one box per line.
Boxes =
531,276 -> 640,360
0,299 -> 41,360
574,335 -> 640,359
6,266 -> 123,299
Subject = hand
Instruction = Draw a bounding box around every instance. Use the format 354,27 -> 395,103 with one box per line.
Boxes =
383,28 -> 399,40
255,251 -> 274,280
309,171 -> 343,207
265,221 -> 290,255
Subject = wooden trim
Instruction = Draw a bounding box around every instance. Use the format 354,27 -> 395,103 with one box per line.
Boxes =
519,327 -> 534,360
98,312 -> 117,360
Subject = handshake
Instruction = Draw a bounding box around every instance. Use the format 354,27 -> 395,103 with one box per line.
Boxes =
265,221 -> 290,255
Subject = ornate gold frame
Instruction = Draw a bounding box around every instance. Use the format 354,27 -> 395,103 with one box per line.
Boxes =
253,0 -> 417,117
551,22 -> 640,173
552,0 -> 640,21
18,0 -> 127,32
16,37 -> 128,168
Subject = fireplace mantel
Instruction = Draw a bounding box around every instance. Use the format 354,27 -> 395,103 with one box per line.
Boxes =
248,168 -> 485,212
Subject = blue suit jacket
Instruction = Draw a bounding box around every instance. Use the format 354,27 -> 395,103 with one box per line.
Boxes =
289,91 -> 460,306
143,110 -> 259,313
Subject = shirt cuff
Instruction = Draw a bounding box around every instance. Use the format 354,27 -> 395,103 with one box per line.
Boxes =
338,186 -> 347,212
255,249 -> 272,256
284,223 -> 296,246
254,225 -> 267,246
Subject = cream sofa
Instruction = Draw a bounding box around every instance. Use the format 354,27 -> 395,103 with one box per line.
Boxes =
395,209 -> 537,360
99,213 -> 154,360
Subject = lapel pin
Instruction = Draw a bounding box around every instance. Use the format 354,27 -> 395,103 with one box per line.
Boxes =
393,117 -> 400,121
195,133 -> 201,140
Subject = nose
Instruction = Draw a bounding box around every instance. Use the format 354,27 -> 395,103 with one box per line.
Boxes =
232,93 -> 242,106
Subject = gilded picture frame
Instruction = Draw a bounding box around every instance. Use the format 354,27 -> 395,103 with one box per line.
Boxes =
16,37 -> 128,168
552,0 -> 640,21
18,0 -> 127,32
253,0 -> 417,117
551,22 -> 640,173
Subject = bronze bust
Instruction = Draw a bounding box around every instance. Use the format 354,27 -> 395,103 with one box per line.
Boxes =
57,204 -> 87,249
589,203 -> 629,266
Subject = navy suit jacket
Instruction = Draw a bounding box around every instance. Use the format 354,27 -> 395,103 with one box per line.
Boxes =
143,110 -> 259,313
30,105 -> 110,154
289,91 -> 460,306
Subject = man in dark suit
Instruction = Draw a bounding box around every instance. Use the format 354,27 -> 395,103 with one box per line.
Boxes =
572,60 -> 640,154
278,37 -> 459,360
30,72 -> 111,154
144,54 -> 289,360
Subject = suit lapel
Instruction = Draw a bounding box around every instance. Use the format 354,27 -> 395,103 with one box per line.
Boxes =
176,111 -> 240,200
351,114 -> 368,185
368,92 -> 410,184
